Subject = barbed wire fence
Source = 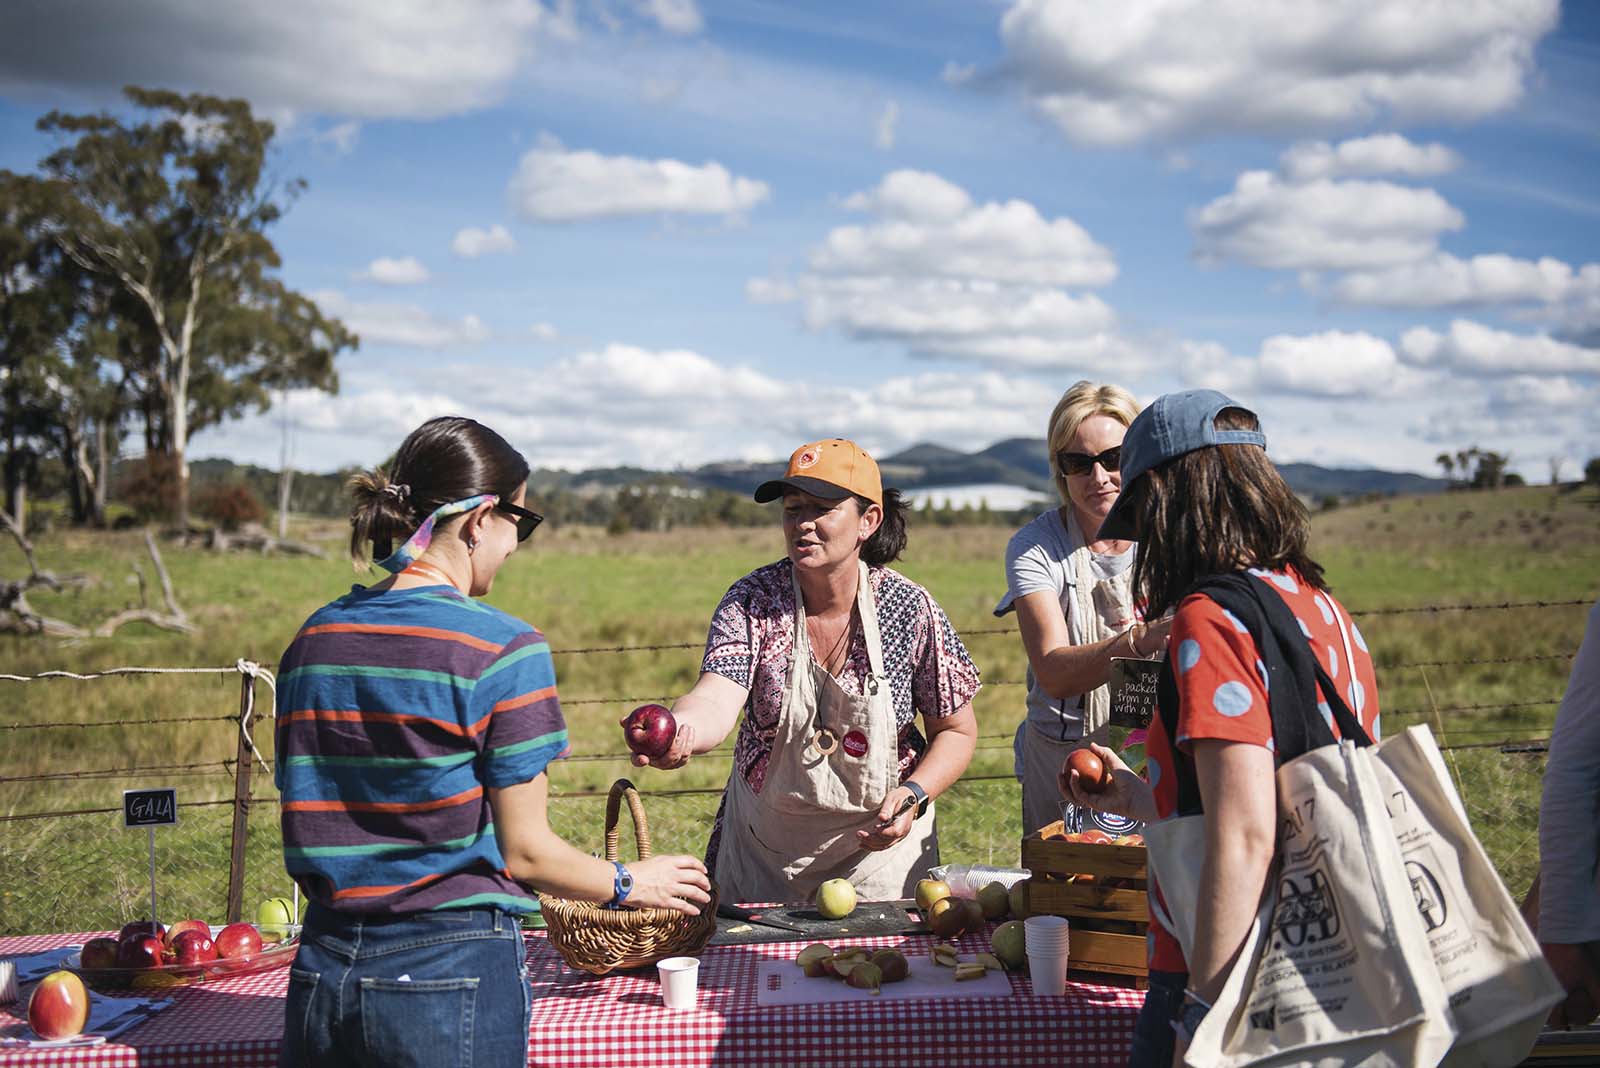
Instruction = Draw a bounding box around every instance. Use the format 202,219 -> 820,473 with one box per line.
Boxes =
1,596 -> 1589,936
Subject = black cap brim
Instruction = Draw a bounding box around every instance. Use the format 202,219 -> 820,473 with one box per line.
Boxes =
753,476 -> 854,503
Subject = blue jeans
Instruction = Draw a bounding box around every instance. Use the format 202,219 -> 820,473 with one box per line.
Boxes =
1128,968 -> 1186,1068
279,905 -> 530,1068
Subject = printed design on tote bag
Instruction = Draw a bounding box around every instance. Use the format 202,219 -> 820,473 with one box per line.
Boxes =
1405,858 -> 1449,933
1272,867 -> 1343,948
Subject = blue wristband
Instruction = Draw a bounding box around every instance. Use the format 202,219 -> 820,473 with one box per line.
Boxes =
608,861 -> 634,908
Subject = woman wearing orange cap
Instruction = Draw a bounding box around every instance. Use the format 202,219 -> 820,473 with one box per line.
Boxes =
629,438 -> 981,902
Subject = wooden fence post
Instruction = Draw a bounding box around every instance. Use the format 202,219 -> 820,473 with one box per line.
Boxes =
225,670 -> 255,923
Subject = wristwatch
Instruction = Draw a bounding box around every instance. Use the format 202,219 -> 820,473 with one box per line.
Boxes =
1171,992 -> 1210,1044
903,780 -> 931,819
608,861 -> 634,908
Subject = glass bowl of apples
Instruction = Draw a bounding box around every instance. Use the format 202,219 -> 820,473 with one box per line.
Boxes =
66,920 -> 299,991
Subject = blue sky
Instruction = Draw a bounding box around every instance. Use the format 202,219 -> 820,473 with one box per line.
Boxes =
1,0 -> 1596,481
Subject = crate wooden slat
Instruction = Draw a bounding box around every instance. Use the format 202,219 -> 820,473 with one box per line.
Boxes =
1019,819 -> 1149,982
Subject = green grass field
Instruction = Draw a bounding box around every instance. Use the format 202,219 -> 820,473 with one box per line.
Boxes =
3,484 -> 1598,935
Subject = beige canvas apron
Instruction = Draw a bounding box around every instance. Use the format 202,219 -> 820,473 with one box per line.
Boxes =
714,561 -> 938,903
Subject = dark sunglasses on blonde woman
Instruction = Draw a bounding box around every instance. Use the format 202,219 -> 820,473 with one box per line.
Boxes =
497,502 -> 543,541
1056,446 -> 1121,477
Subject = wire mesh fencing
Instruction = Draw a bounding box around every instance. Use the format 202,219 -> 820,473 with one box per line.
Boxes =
0,594 -> 1587,936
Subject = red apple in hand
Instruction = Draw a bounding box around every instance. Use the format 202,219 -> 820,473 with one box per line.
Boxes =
27,970 -> 90,1040
79,937 -> 120,971
1063,748 -> 1111,794
168,929 -> 219,965
213,923 -> 263,960
620,703 -> 677,759
116,933 -> 165,969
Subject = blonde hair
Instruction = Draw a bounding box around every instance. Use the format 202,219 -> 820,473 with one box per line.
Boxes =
1046,380 -> 1140,505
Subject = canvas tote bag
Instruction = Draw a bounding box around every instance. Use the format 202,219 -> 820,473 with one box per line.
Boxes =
1368,725 -> 1563,1068
1146,573 -> 1561,1067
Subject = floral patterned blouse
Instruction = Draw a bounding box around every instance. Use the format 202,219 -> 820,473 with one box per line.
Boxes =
700,558 -> 981,867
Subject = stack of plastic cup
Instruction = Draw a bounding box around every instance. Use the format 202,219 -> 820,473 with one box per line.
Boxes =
657,956 -> 700,1011
1024,914 -> 1071,995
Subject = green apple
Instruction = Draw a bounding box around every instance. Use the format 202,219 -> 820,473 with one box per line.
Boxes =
992,920 -> 1026,970
814,878 -> 857,920
256,896 -> 300,940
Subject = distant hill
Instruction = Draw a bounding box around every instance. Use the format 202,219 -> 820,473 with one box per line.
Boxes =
187,441 -> 1446,517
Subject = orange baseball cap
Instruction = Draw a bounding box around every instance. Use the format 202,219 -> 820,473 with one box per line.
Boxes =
754,438 -> 882,506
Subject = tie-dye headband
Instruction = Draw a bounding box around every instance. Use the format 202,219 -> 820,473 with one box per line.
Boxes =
375,493 -> 498,574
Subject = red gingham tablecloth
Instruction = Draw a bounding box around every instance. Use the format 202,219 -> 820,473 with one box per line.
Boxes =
3,925 -> 1143,1067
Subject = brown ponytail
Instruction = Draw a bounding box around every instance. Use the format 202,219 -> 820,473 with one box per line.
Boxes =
347,416 -> 530,568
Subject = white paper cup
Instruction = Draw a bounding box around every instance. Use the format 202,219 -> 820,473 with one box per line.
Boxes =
1024,915 -> 1070,950
1027,947 -> 1069,996
657,956 -> 700,1011
0,960 -> 16,1005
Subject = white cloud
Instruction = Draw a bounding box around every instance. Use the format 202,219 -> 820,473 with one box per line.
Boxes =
357,256 -> 431,285
1255,331 -> 1406,397
312,290 -> 490,347
509,136 -> 771,221
1333,253 -> 1599,310
1487,375 -> 1596,413
529,321 -> 559,341
753,170 -> 1124,368
314,120 -> 362,154
0,0 -> 554,120
875,100 -> 900,151
451,224 -> 518,258
1399,319 -> 1600,376
1177,331 -> 1415,398
1279,134 -> 1462,182
1193,170 -> 1463,270
638,0 -> 703,35
822,171 -> 1116,287
996,0 -> 1559,146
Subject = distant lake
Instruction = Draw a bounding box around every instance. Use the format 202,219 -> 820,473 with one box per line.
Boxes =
903,483 -> 1053,512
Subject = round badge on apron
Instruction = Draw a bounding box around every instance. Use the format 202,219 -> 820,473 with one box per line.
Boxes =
842,729 -> 869,758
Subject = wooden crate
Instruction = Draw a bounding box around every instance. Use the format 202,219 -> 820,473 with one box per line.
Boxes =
1018,820 -> 1148,982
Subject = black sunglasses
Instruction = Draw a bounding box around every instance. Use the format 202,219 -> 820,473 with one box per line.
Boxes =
497,502 -> 544,542
1056,446 -> 1121,476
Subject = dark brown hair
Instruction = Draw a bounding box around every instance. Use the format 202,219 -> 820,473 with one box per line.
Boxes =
855,487 -> 909,567
347,416 -> 530,567
1127,408 -> 1326,617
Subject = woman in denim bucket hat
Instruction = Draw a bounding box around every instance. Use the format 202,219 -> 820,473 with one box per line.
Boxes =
1059,391 -> 1382,1068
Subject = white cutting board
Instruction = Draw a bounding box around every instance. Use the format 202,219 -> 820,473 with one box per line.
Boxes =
756,956 -> 1013,1006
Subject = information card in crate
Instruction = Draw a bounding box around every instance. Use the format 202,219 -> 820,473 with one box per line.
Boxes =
1019,820 -> 1148,983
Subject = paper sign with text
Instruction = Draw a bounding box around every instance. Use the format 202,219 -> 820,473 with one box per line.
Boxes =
1108,657 -> 1161,730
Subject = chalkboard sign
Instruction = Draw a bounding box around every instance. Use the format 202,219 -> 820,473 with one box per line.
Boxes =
123,788 -> 178,827
1109,657 -> 1161,730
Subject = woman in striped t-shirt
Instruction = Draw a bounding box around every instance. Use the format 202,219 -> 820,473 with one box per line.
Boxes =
275,416 -> 709,1068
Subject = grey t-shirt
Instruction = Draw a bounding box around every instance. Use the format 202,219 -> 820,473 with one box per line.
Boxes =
995,507 -> 1135,741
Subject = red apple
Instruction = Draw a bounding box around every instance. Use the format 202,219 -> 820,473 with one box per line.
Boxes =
79,937 -> 120,971
1064,748 -> 1111,794
213,922 -> 263,960
620,703 -> 676,759
116,933 -> 165,969
118,919 -> 165,943
1080,829 -> 1115,845
162,918 -> 209,949
27,970 -> 90,1040
168,929 -> 219,965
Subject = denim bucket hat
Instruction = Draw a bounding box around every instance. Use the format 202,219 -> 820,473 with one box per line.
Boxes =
1097,389 -> 1267,541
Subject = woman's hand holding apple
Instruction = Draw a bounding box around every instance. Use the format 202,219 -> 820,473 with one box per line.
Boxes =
1059,742 -> 1158,823
627,717 -> 696,769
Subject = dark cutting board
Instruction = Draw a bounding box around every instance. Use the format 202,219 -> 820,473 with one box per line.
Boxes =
709,900 -> 925,946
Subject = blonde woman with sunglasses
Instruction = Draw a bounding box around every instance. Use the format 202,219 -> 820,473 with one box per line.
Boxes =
994,381 -> 1172,838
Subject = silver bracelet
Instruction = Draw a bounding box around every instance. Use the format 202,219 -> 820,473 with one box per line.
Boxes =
1124,625 -> 1141,658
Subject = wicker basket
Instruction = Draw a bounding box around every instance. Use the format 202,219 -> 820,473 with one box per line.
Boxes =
537,778 -> 719,975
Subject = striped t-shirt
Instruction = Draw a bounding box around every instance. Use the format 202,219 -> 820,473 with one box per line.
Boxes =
274,581 -> 569,915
